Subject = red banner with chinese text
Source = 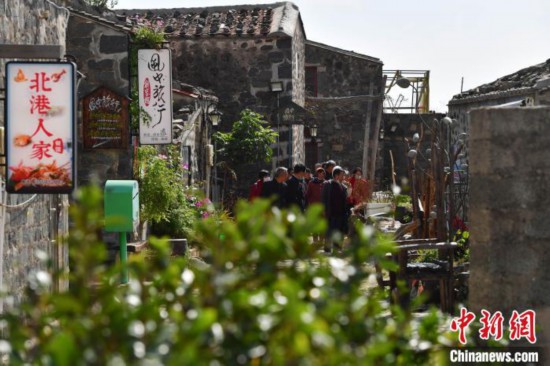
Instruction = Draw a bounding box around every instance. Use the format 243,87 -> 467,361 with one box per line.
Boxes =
5,62 -> 76,194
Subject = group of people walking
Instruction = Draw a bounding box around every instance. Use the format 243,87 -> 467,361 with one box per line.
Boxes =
249,160 -> 370,253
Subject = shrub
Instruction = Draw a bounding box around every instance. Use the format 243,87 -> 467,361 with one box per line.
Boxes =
0,187 -> 461,365
136,145 -> 182,223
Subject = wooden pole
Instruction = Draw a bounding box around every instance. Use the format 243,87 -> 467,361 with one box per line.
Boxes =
361,82 -> 374,177
368,81 -> 385,194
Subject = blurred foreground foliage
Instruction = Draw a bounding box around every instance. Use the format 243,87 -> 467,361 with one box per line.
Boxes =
0,186 -> 460,365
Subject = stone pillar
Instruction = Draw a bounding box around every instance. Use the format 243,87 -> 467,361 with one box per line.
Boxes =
469,107 -> 550,354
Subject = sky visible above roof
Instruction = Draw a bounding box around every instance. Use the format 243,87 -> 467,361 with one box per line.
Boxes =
114,0 -> 550,113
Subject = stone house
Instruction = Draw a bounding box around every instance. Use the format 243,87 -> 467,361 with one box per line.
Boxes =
117,2 -> 386,194
66,4 -> 220,193
0,0 -> 71,307
448,59 -> 550,221
449,58 -> 550,144
304,40 -> 384,183
117,2 -> 308,175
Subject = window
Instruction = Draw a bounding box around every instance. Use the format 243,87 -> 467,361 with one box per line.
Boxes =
305,66 -> 318,97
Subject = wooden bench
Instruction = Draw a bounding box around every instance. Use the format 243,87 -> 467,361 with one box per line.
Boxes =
388,239 -> 457,313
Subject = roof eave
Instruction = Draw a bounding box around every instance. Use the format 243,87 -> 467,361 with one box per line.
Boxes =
306,40 -> 382,65
448,87 -> 536,106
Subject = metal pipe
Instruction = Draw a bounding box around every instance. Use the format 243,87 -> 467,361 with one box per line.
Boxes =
119,232 -> 128,284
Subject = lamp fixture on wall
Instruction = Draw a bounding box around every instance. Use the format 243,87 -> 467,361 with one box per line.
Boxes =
270,80 -> 284,92
309,124 -> 318,138
208,109 -> 222,126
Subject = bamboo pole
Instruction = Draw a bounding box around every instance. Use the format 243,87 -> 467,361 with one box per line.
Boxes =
368,76 -> 387,194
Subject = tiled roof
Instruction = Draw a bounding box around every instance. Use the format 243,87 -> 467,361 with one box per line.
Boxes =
116,2 -> 302,38
68,6 -> 133,33
306,40 -> 382,65
448,87 -> 536,106
450,59 -> 550,104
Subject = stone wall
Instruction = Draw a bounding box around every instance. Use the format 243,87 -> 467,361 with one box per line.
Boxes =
469,107 -> 550,354
0,0 -> 70,307
448,92 -> 536,150
448,92 -> 538,222
170,31 -> 306,190
305,42 -> 383,181
305,42 -> 383,98
170,36 -> 294,132
66,14 -> 132,185
306,98 -> 369,170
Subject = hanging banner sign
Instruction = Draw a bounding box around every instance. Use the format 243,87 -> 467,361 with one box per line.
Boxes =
82,86 -> 130,149
138,49 -> 172,144
5,62 -> 76,194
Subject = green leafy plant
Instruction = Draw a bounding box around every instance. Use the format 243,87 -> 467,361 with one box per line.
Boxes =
0,187 -> 465,365
136,145 -> 182,223
395,194 -> 412,210
137,145 -> 217,239
453,229 -> 470,264
214,109 -> 277,168
213,109 -> 278,209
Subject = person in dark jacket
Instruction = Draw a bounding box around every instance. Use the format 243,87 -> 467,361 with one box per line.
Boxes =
324,160 -> 336,180
321,166 -> 348,253
261,167 -> 288,208
285,163 -> 307,212
304,168 -> 312,184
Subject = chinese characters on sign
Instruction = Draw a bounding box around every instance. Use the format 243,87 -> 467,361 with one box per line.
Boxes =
82,86 -> 129,149
138,49 -> 172,144
5,62 -> 76,193
450,307 -> 537,345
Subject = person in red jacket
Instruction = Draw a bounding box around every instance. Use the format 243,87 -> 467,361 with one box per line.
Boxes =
349,167 -> 370,206
306,167 -> 326,206
249,170 -> 270,201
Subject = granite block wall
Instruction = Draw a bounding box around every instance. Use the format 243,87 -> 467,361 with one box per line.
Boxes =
171,36 -> 295,133
170,31 -> 306,192
305,42 -> 383,98
469,107 -> 550,354
306,98 -> 370,170
305,42 -> 383,183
